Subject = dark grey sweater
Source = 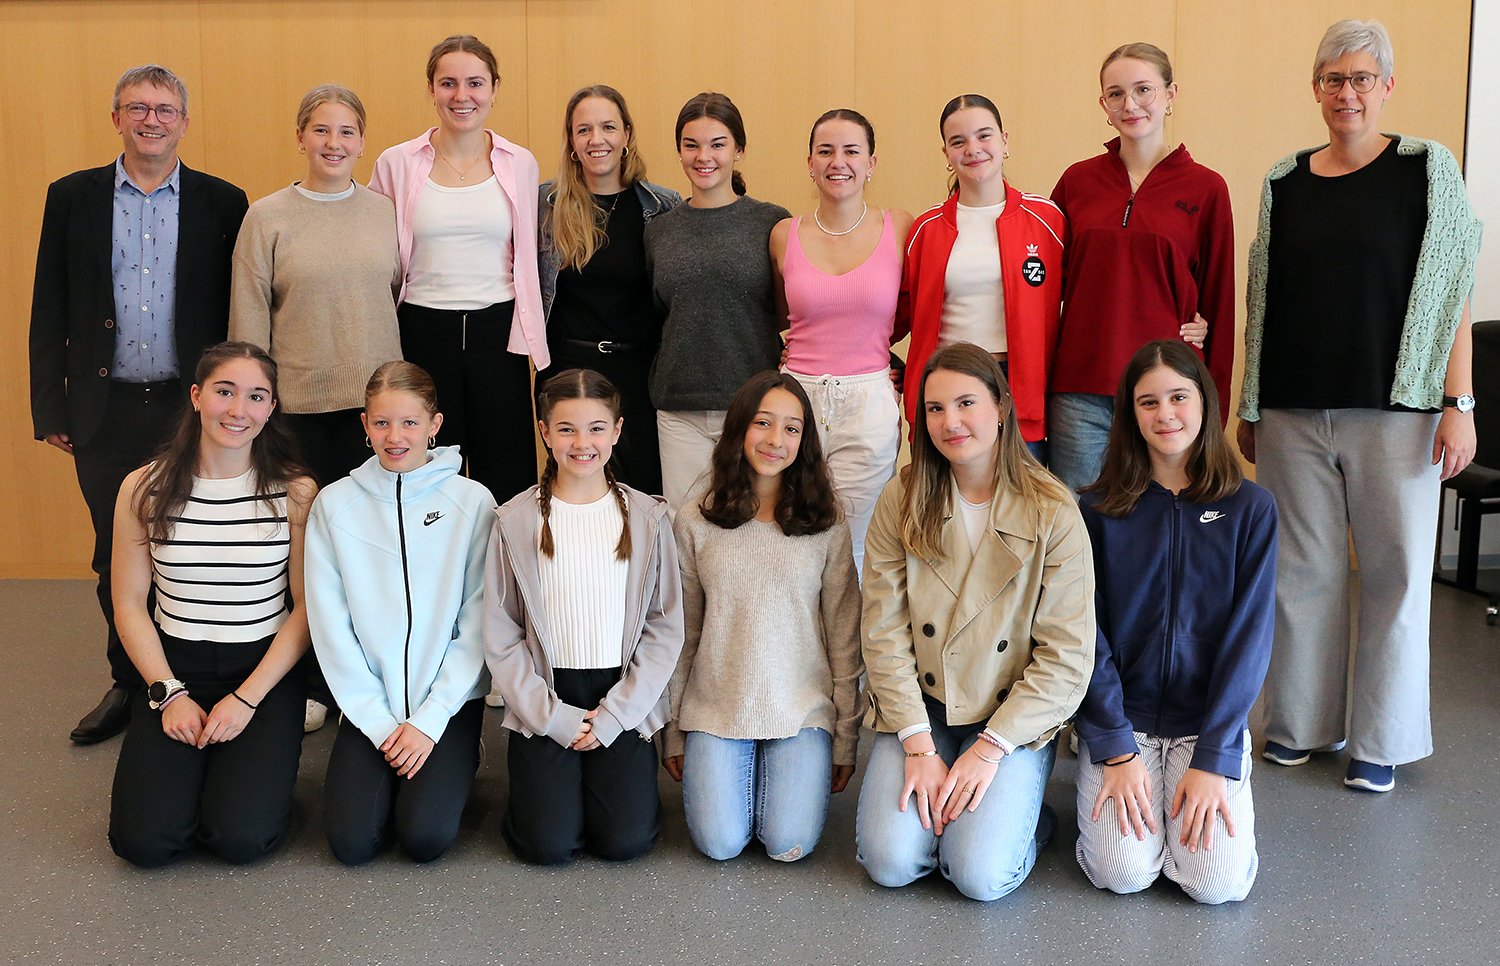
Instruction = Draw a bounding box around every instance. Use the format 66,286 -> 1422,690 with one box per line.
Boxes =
644,195 -> 791,411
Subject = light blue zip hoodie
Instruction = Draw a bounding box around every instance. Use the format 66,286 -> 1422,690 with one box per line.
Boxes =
305,446 -> 495,747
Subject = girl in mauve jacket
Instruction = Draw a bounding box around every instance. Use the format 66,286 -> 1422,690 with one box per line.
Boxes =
484,368 -> 684,866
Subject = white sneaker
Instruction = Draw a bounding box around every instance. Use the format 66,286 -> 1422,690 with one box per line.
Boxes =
484,687 -> 504,709
304,699 -> 329,733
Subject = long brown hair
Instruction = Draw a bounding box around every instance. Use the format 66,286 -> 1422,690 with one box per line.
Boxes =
900,343 -> 1066,559
700,372 -> 840,535
535,368 -> 631,560
675,92 -> 748,196
550,85 -> 649,271
135,342 -> 309,544
1086,340 -> 1242,517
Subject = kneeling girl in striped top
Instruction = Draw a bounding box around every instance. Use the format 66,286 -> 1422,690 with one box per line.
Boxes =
108,342 -> 317,867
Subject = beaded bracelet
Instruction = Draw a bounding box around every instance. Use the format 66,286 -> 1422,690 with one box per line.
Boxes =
1102,752 -> 1140,767
230,691 -> 259,711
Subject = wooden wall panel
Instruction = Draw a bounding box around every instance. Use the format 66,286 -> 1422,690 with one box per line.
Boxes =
0,0 -> 1471,578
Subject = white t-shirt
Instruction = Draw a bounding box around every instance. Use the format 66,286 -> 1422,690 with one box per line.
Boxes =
405,176 -> 516,310
957,493 -> 993,555
939,201 -> 1007,353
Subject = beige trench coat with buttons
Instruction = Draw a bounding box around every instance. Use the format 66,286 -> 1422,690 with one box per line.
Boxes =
861,473 -> 1096,751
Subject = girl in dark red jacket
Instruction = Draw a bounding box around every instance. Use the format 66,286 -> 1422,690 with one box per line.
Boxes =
1075,340 -> 1276,905
895,94 -> 1063,457
1049,44 -> 1232,493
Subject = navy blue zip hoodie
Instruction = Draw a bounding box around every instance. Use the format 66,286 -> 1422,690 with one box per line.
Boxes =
1076,480 -> 1277,779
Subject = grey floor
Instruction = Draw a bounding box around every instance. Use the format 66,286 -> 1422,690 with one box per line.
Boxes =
2,579 -> 1498,966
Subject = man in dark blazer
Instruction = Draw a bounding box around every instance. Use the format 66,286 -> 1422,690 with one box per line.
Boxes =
30,64 -> 248,743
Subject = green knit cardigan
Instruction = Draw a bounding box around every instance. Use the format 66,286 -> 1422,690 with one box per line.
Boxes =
1238,135 -> 1482,421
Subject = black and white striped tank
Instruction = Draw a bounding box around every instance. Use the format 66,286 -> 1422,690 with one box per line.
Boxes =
151,469 -> 290,643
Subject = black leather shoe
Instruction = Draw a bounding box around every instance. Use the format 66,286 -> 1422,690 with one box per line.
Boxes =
70,686 -> 135,744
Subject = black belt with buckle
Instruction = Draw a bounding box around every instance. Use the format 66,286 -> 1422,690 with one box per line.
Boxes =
562,338 -> 657,355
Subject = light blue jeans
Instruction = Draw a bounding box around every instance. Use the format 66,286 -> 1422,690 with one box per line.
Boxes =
856,726 -> 1057,901
1046,391 -> 1114,495
682,728 -> 832,862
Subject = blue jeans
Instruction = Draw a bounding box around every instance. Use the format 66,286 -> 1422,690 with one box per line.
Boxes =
682,728 -> 832,862
856,725 -> 1057,901
1046,391 -> 1114,495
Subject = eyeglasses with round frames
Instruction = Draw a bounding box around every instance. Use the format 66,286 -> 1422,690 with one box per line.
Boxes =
1102,83 -> 1160,113
1317,71 -> 1379,95
121,102 -> 182,123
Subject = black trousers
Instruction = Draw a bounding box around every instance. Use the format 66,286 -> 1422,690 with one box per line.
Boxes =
542,342 -> 662,495
323,698 -> 484,865
108,632 -> 305,867
281,408 -> 368,489
72,379 -> 182,688
502,667 -> 662,865
397,301 -> 538,505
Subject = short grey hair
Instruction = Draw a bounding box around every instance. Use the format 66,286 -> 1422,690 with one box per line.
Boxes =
1314,19 -> 1394,81
112,65 -> 189,115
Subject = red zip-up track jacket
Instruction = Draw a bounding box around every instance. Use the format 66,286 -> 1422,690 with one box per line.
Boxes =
895,184 -> 1065,443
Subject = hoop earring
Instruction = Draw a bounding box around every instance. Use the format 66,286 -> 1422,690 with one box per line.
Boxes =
945,162 -> 954,172
1107,117 -> 1115,127
364,436 -> 371,448
1165,105 -> 1173,116
428,436 -> 437,449
1003,151 -> 1010,160
621,145 -> 629,159
569,150 -> 579,162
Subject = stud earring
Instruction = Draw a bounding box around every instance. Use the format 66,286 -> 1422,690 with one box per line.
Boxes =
1003,151 -> 1010,160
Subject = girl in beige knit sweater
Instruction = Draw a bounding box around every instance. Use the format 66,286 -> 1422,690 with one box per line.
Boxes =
664,372 -> 863,862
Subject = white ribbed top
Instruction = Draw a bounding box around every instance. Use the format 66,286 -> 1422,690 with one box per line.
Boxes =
537,492 -> 629,670
940,201 -> 1008,353
152,469 -> 290,643
405,176 -> 515,309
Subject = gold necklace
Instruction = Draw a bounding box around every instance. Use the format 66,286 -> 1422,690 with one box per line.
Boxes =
437,152 -> 486,182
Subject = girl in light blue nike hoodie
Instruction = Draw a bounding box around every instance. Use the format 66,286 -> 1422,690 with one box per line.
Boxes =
305,362 -> 496,865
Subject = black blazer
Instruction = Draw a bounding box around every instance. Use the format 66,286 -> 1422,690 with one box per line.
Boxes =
29,160 -> 249,449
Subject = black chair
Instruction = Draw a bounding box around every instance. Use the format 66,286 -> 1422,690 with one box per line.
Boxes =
1434,318 -> 1500,624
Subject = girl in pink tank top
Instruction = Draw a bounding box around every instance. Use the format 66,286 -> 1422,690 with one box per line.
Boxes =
770,109 -> 914,575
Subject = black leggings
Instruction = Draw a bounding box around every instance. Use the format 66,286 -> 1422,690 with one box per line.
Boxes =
502,667 -> 662,865
323,698 -> 484,865
108,632 -> 305,867
398,300 -> 538,504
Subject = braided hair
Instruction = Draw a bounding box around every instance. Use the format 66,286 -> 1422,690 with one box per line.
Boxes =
536,368 -> 632,561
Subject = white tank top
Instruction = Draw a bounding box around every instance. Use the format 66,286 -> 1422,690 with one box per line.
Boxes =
939,201 -> 1007,353
405,176 -> 516,310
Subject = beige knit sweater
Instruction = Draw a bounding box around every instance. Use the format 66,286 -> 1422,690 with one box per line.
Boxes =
665,503 -> 863,765
229,184 -> 402,413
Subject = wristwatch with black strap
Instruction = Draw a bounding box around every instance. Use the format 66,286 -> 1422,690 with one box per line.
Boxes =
1442,393 -> 1476,413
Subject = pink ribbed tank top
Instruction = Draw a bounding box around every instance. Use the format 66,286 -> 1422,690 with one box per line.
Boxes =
783,210 -> 900,376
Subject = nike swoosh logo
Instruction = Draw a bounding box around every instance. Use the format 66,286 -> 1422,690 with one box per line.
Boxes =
1199,511 -> 1224,524
423,512 -> 444,527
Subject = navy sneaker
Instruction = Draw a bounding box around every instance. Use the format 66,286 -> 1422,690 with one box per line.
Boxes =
1344,759 -> 1395,792
1262,740 -> 1311,766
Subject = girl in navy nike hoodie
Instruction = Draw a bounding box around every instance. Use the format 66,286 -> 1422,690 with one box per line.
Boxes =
1074,339 -> 1276,905
305,361 -> 495,865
